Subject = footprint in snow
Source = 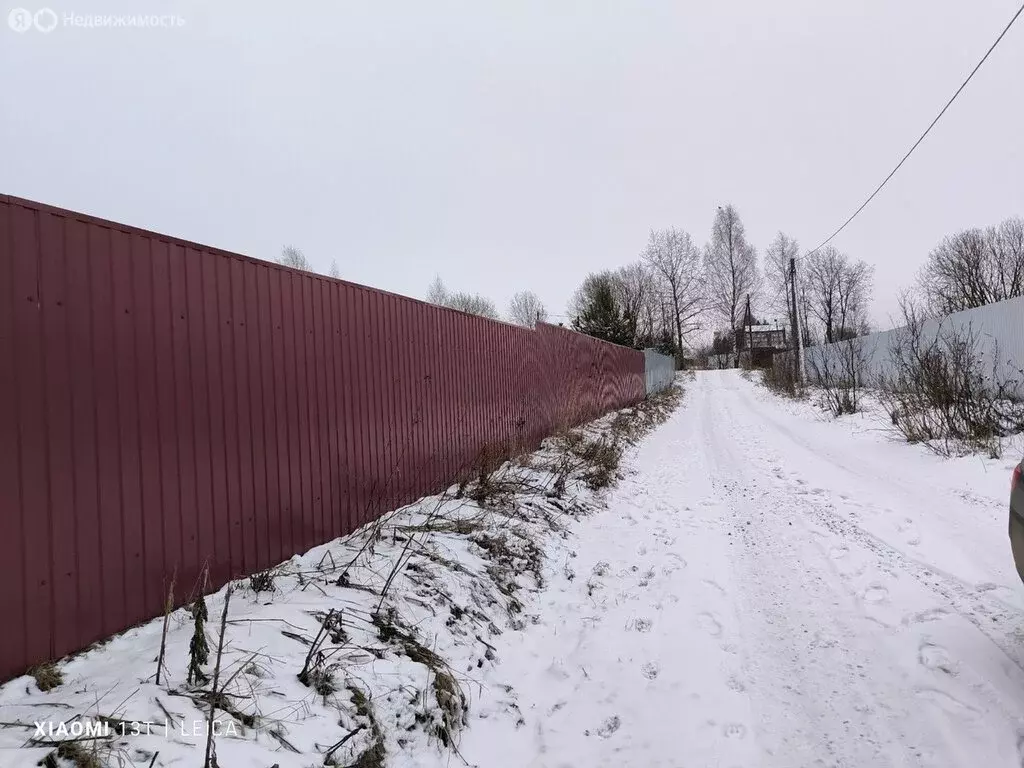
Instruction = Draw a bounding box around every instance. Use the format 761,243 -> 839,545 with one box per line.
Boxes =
641,662 -> 660,680
726,675 -> 746,692
703,579 -> 726,596
863,585 -> 889,604
904,607 -> 949,625
697,612 -> 723,638
592,715 -> 621,739
918,642 -> 957,675
546,661 -> 571,681
548,700 -> 567,715
722,723 -> 747,739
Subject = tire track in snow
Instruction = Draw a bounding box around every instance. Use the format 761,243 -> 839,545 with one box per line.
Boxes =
697,371 -> 1024,767
757,448 -> 1024,674
720,375 -> 1024,672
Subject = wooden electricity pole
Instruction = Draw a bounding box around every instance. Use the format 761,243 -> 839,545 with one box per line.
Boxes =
789,257 -> 806,384
745,294 -> 753,367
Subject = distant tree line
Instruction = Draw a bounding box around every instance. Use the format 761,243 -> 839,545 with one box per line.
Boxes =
291,210 -> 1023,359
566,203 -> 876,362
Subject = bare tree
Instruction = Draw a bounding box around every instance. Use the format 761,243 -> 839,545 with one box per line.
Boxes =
279,245 -> 311,271
803,246 -> 873,343
917,216 -> 1024,314
643,228 -> 705,353
703,204 -> 759,352
425,275 -> 499,319
426,274 -> 449,305
611,262 -> 657,346
764,232 -> 800,321
989,217 -> 1024,299
507,290 -> 548,326
446,293 -> 499,319
328,259 -> 340,279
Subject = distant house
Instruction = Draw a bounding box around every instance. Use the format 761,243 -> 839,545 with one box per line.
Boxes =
736,323 -> 787,352
734,321 -> 788,368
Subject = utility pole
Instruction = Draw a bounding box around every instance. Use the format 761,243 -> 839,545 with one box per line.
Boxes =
789,258 -> 806,385
745,294 -> 753,368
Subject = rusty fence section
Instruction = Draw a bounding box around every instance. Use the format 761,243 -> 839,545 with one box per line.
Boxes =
0,195 -> 646,680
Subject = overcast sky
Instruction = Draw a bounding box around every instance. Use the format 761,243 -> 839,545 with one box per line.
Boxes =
3,0 -> 1022,332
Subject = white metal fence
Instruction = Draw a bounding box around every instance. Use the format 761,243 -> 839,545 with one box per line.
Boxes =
779,295 -> 1024,395
644,349 -> 676,395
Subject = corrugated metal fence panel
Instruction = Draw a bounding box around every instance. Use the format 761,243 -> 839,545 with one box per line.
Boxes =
643,349 -> 675,395
793,295 -> 1024,395
0,195 -> 647,681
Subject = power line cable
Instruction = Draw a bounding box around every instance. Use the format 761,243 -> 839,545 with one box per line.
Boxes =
805,1 -> 1024,258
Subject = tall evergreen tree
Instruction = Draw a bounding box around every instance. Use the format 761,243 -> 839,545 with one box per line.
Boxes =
572,279 -> 633,346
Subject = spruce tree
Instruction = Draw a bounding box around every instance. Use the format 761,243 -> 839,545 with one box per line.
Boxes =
572,281 -> 632,346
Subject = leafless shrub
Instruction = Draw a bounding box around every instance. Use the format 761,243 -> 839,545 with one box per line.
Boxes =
298,608 -> 345,697
807,337 -> 870,416
248,569 -> 277,594
877,305 -> 1024,456
761,354 -> 803,398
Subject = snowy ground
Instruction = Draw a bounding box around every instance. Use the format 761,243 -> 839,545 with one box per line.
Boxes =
4,370 -> 1024,768
457,369 -> 1024,768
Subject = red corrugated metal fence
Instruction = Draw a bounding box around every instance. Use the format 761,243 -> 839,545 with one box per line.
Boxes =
0,195 -> 645,681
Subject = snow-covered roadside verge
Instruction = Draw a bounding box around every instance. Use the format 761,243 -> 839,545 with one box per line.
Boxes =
0,383 -> 684,768
755,362 -> 1024,462
754,367 -> 1024,462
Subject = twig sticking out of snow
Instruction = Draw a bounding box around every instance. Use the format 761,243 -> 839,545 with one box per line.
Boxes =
203,585 -> 232,768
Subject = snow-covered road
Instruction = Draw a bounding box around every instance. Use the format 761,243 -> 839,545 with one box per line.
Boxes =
462,370 -> 1024,768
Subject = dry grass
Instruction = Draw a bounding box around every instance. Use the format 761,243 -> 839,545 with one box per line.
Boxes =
344,684 -> 386,768
53,742 -> 105,768
248,569 -> 277,594
761,361 -> 805,399
29,662 -> 63,692
370,607 -> 467,745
